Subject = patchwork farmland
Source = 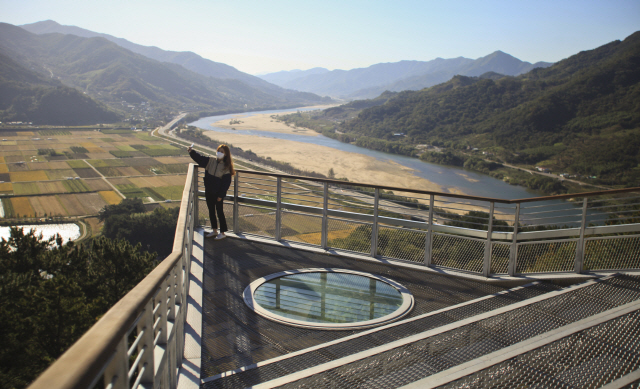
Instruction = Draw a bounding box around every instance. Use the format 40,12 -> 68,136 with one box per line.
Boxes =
0,127 -> 197,221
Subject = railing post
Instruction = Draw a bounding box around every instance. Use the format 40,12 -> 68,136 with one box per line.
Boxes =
193,166 -> 199,226
321,182 -> 329,249
168,267 -> 177,322
275,177 -> 282,241
508,203 -> 520,276
233,172 -> 239,233
371,188 -> 379,257
425,194 -> 434,266
157,281 -> 168,346
575,197 -> 588,273
483,202 -> 495,277
102,336 -> 128,389
138,301 -> 155,385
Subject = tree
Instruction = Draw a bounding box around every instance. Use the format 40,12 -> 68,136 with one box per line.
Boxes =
101,205 -> 180,259
98,198 -> 145,222
0,227 -> 156,388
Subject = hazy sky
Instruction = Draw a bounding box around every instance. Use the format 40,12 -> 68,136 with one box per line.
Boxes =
1,0 -> 639,75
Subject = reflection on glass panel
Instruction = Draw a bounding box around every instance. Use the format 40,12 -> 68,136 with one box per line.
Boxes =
253,272 -> 404,324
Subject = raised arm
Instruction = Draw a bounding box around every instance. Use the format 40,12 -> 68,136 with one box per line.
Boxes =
188,148 -> 209,168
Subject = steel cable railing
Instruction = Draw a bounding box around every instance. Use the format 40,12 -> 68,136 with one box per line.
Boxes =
211,170 -> 640,278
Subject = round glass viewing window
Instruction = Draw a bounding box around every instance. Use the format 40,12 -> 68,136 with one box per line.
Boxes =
244,269 -> 414,330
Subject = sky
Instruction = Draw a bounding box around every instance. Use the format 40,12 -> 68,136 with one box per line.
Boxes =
1,0 -> 639,75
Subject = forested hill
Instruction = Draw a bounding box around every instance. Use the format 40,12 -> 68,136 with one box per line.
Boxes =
340,31 -> 640,185
20,20 -> 328,106
0,51 -> 120,125
0,23 -> 328,123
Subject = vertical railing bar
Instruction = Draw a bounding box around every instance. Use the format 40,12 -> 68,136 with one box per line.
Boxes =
575,196 -> 588,273
157,279 -> 168,347
321,182 -> 329,249
193,166 -> 199,227
371,188 -> 379,257
233,172 -> 239,233
483,201 -> 495,277
168,266 -> 177,321
509,203 -> 520,276
425,194 -> 434,266
138,300 -> 155,385
102,336 -> 128,389
276,177 -> 282,241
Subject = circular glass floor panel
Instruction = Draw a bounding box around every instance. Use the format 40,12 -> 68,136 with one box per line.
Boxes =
244,269 -> 414,330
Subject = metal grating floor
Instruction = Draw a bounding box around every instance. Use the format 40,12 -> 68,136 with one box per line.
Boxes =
200,238 -> 508,379
205,280 -> 558,389
274,274 -> 640,389
439,310 -> 640,389
200,237 -> 640,388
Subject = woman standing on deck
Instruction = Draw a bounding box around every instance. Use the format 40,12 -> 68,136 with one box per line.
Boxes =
187,144 -> 235,239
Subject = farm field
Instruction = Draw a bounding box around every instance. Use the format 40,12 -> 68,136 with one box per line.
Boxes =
57,194 -> 88,216
0,128 -> 191,219
76,193 -> 109,214
99,191 -> 122,205
37,181 -> 67,194
85,179 -> 113,191
13,182 -> 40,195
29,195 -> 68,217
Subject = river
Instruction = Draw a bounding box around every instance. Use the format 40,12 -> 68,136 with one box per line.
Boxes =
189,107 -> 539,200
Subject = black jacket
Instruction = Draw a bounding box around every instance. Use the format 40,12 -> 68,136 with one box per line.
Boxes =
189,150 -> 232,198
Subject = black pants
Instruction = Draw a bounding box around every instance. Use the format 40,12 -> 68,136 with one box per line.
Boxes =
206,192 -> 227,233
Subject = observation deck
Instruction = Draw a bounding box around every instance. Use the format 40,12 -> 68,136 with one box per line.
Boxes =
29,165 -> 640,389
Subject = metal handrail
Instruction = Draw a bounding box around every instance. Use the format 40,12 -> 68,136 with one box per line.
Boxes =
28,164 -> 199,389
230,170 -> 640,277
235,169 -> 640,204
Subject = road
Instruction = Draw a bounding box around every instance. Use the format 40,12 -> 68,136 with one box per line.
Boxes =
496,160 -> 609,190
460,151 -> 609,191
83,159 -> 126,199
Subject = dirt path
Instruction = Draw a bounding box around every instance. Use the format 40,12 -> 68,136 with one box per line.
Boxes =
83,159 -> 125,199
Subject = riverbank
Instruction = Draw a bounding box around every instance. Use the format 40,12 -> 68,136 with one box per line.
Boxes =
213,113 -> 318,136
200,130 -> 463,195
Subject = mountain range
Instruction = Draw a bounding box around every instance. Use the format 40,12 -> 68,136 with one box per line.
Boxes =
20,20 -> 328,106
259,53 -> 552,99
0,48 -> 119,125
0,21 -> 329,125
333,31 -> 640,186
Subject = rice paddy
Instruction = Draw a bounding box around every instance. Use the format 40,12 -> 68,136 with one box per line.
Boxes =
11,197 -> 35,217
62,180 -> 91,193
152,185 -> 184,200
0,182 -> 13,194
13,182 -> 41,195
10,171 -> 49,182
99,191 -> 123,205
45,169 -> 79,180
67,160 -> 90,168
0,129 -> 191,219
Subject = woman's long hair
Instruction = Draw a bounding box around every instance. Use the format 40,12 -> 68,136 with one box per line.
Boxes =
217,144 -> 235,176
